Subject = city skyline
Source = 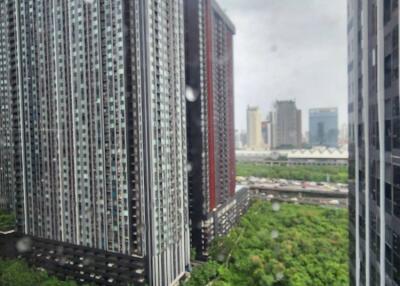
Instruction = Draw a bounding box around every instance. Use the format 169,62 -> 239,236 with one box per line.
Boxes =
218,0 -> 347,132
0,1 -> 390,286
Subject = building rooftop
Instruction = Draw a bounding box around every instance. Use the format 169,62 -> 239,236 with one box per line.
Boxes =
212,0 -> 236,33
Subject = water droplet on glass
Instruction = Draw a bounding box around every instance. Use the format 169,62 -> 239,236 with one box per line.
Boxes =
187,162 -> 193,173
56,246 -> 64,255
16,237 -> 32,253
216,254 -> 225,262
83,257 -> 93,266
58,256 -> 67,266
271,230 -> 279,239
276,272 -> 284,281
185,86 -> 198,102
272,202 -> 280,212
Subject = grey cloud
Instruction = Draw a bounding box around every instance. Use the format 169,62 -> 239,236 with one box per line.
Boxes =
218,0 -> 347,132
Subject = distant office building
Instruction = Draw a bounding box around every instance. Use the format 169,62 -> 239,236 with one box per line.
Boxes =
247,106 -> 263,149
261,121 -> 268,145
348,0 -> 400,285
261,118 -> 273,148
271,100 -> 302,149
235,130 -> 243,149
240,131 -> 248,147
309,108 -> 339,147
0,1 -> 190,286
185,0 -> 236,258
339,123 -> 349,147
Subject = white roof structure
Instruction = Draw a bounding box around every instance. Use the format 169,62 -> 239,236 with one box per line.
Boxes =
236,146 -> 348,160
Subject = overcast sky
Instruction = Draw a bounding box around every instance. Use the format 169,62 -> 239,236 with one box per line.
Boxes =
217,0 -> 348,133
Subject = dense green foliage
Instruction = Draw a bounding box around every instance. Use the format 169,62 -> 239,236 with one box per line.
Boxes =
0,211 -> 14,231
0,259 -> 81,286
185,202 -> 349,286
236,163 -> 348,183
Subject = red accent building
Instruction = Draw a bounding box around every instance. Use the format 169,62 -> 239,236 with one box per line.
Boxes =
185,0 -> 236,259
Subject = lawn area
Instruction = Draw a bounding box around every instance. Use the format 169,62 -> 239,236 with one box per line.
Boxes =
236,163 -> 348,183
0,211 -> 14,232
184,201 -> 349,286
0,259 -> 82,286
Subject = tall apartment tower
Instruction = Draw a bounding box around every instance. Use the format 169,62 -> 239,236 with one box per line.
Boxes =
0,0 -> 18,212
246,106 -> 263,149
348,0 -> 400,285
0,1 -> 190,285
271,100 -> 302,149
184,0 -> 236,258
309,108 -> 339,148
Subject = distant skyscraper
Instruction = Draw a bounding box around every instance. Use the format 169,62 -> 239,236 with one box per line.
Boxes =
0,1 -> 189,285
309,108 -> 339,147
261,121 -> 268,145
235,130 -> 243,149
348,0 -> 400,285
339,123 -> 349,147
271,100 -> 302,149
185,0 -> 236,258
261,117 -> 273,148
247,106 -> 263,149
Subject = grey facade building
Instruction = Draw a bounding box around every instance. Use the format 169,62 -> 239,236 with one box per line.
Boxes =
0,0 -> 18,212
0,1 -> 190,285
309,108 -> 339,147
348,0 -> 400,285
271,100 -> 302,149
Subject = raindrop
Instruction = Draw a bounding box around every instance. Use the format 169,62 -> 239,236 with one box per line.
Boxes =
276,272 -> 284,281
16,237 -> 32,253
56,246 -> 64,255
272,202 -> 280,212
216,253 -> 225,262
185,86 -> 198,102
83,257 -> 94,266
271,230 -> 279,239
58,256 -> 67,266
187,162 -> 193,173
270,44 -> 278,53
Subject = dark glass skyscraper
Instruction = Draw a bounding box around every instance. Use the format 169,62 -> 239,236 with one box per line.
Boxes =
184,0 -> 236,258
348,0 -> 400,285
309,108 -> 339,147
0,1 -> 190,285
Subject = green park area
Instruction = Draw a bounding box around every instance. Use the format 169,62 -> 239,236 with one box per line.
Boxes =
0,259 -> 83,286
184,201 -> 349,286
0,211 -> 14,232
236,163 -> 348,184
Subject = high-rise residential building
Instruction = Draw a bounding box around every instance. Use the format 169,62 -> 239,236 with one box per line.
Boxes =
0,1 -> 190,285
185,0 -> 236,259
246,106 -> 263,149
0,0 -> 17,212
309,108 -> 339,147
271,100 -> 302,149
348,0 -> 400,285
